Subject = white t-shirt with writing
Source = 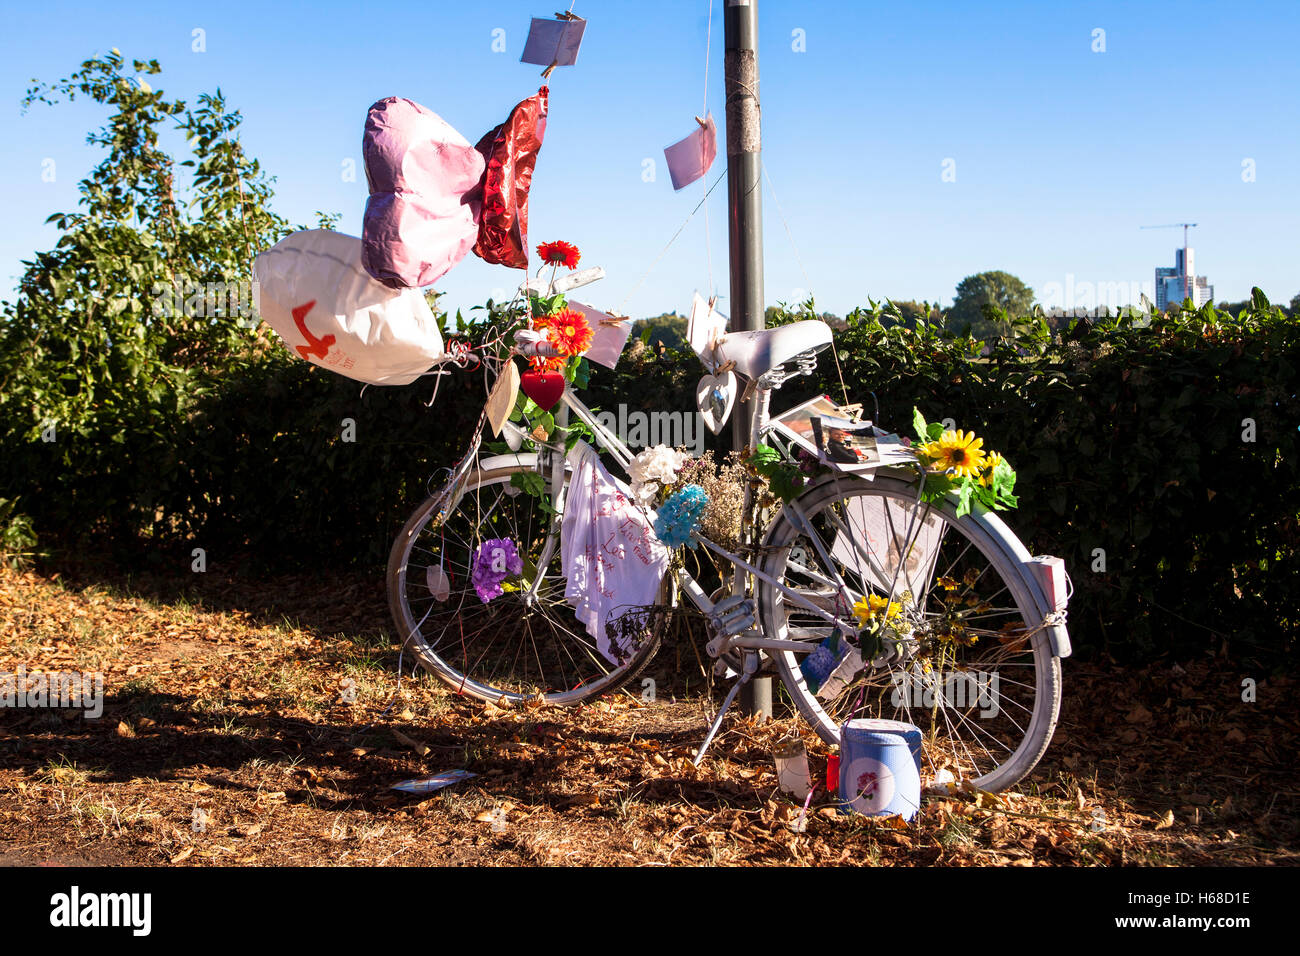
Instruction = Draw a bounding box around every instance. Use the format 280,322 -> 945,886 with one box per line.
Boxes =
561,443 -> 670,664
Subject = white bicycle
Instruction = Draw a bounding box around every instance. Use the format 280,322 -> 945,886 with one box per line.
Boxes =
388,269 -> 1071,792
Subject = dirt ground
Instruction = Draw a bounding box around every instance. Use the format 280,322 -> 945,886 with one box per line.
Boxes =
0,564 -> 1295,867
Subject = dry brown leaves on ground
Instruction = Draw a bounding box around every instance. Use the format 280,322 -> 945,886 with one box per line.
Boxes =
0,564 -> 1295,867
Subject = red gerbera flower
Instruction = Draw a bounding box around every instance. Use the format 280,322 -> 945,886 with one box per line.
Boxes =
536,240 -> 581,270
545,308 -> 594,357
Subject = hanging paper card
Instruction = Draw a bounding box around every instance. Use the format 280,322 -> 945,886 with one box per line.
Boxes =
664,114 -> 717,191
520,15 -> 587,67
568,301 -> 631,369
486,360 -> 521,436
830,496 -> 944,597
687,291 -> 728,365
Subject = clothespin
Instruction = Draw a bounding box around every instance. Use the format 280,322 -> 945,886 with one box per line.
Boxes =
695,116 -> 709,129
541,60 -> 559,79
707,295 -> 724,344
707,326 -> 723,354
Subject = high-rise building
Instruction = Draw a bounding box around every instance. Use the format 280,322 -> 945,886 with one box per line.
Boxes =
1155,247 -> 1213,308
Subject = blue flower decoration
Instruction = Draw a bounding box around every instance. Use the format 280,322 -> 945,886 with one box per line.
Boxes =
654,484 -> 709,549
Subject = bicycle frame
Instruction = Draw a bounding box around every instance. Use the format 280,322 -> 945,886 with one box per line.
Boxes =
478,267 -> 946,661
394,320 -> 1070,776
508,379 -> 933,660
388,292 -> 1071,779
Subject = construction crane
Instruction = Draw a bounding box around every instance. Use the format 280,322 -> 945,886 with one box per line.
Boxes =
1141,222 -> 1198,301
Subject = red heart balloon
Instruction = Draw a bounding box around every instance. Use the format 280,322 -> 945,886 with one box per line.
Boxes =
519,370 -> 565,411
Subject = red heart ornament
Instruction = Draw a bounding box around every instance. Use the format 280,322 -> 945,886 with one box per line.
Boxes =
519,370 -> 565,410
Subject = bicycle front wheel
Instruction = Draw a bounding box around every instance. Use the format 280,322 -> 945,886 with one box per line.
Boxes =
387,460 -> 666,705
757,473 -> 1063,793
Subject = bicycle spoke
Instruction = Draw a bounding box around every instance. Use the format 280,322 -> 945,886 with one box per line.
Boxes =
391,466 -> 667,703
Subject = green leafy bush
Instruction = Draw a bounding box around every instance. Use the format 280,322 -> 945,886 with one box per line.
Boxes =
0,498 -> 38,569
0,51 -> 291,555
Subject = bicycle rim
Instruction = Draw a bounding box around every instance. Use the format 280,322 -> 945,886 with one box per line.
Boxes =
387,464 -> 665,705
759,474 -> 1062,793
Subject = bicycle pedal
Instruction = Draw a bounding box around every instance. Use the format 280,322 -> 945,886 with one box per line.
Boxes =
708,596 -> 756,636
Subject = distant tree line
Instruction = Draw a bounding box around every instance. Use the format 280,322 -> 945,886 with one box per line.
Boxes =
627,274 -> 1298,346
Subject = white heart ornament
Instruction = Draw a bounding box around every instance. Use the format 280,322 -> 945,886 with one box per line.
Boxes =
695,370 -> 737,435
426,564 -> 451,602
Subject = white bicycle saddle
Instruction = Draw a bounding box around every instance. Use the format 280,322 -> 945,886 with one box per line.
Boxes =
714,320 -> 834,380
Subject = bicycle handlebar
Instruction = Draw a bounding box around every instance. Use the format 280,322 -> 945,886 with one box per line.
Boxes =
518,266 -> 605,298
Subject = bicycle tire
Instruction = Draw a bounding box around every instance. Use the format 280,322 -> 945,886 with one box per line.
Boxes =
757,472 -> 1064,793
387,460 -> 667,705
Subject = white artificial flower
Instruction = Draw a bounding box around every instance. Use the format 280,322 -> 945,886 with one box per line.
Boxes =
631,480 -> 660,507
629,444 -> 688,505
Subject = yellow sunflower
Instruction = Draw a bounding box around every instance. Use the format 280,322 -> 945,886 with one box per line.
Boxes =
921,429 -> 987,478
979,451 -> 1005,487
852,594 -> 903,627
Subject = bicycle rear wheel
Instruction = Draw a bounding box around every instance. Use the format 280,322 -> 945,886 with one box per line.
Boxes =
388,460 -> 666,705
757,473 -> 1063,793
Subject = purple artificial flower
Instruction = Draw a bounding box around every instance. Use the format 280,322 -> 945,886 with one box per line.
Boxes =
471,538 -> 524,603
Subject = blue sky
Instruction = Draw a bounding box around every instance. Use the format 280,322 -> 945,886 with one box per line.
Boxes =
1,0 -> 1297,319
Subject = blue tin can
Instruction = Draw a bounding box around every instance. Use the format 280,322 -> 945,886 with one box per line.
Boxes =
839,719 -> 923,821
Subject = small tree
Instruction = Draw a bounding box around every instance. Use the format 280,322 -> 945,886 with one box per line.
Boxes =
948,271 -> 1034,338
882,300 -> 940,330
0,50 -> 292,548
632,312 -> 688,350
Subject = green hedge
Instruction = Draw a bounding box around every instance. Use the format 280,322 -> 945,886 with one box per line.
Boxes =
1,298 -> 1296,665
